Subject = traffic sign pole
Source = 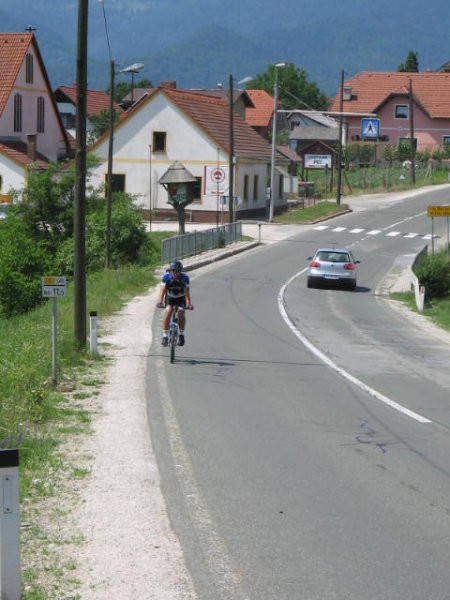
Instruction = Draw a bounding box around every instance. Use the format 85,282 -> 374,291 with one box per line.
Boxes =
52,297 -> 57,384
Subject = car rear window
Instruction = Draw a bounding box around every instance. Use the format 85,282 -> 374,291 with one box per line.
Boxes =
317,252 -> 350,263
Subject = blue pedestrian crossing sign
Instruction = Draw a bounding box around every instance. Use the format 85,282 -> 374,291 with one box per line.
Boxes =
361,118 -> 380,140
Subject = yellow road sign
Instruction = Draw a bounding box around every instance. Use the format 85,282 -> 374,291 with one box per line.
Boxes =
428,205 -> 450,217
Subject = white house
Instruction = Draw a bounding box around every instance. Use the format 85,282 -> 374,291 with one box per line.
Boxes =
89,82 -> 290,221
0,32 -> 70,201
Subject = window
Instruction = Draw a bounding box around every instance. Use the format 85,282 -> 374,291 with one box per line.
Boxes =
278,173 -> 283,198
243,175 -> 249,201
253,175 -> 259,201
105,173 -> 125,195
37,97 -> 45,133
14,94 -> 22,132
192,177 -> 202,203
395,105 -> 409,119
0,175 -> 2,191
443,136 -> 450,146
26,53 -> 34,84
398,137 -> 417,150
152,131 -> 166,152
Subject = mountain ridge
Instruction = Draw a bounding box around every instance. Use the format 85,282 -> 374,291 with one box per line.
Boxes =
2,0 -> 450,96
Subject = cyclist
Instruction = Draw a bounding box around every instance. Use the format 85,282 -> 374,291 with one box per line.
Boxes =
157,260 -> 192,346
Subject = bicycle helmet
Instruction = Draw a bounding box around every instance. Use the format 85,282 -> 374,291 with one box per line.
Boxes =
169,260 -> 183,273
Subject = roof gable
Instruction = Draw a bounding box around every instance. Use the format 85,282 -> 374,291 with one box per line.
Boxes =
331,72 -> 450,119
93,86 -> 273,161
0,33 -> 33,119
245,89 -> 275,128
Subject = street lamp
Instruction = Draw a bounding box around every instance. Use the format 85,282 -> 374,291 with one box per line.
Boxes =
120,62 -> 144,105
228,74 -> 253,223
269,62 -> 286,222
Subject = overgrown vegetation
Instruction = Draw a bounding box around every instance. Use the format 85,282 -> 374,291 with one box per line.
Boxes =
414,249 -> 450,303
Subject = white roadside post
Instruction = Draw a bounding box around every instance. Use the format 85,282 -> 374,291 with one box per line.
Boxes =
90,311 -> 98,356
0,449 -> 21,600
42,276 -> 66,385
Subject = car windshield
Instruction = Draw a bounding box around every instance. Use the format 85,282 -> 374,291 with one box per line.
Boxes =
316,251 -> 350,263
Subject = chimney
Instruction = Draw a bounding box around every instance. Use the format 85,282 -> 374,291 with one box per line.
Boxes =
160,81 -> 177,89
27,133 -> 37,162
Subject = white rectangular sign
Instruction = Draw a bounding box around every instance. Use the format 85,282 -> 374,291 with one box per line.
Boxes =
42,276 -> 66,298
204,166 -> 229,196
304,154 -> 332,169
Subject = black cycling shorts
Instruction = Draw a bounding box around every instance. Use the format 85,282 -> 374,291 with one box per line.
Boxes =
166,296 -> 186,308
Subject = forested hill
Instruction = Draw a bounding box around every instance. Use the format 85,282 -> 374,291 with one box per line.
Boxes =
2,0 -> 449,96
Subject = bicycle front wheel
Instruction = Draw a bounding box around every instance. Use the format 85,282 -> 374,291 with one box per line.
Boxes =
170,334 -> 176,363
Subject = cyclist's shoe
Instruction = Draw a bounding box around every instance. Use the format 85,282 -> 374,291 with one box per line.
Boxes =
178,334 -> 185,346
161,336 -> 169,347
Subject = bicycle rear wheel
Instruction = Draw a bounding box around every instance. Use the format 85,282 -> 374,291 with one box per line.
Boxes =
170,335 -> 176,363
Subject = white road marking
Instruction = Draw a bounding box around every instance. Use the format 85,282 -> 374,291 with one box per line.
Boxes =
350,228 -> 365,233
386,231 -> 402,237
314,225 -> 329,230
332,227 -> 347,232
404,233 -> 419,238
367,230 -> 382,235
278,271 -> 432,424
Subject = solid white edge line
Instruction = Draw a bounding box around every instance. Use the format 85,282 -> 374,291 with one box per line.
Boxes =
278,270 -> 432,424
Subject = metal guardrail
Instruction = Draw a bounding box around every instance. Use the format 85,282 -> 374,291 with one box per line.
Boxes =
161,222 -> 243,265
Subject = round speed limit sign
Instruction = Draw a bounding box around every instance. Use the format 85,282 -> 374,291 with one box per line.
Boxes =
210,167 -> 226,184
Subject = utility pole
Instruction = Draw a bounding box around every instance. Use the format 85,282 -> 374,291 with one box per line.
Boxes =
336,70 -> 344,205
409,78 -> 416,185
74,0 -> 88,347
105,59 -> 114,268
228,74 -> 234,223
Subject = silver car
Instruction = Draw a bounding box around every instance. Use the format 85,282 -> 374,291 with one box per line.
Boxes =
307,247 -> 360,290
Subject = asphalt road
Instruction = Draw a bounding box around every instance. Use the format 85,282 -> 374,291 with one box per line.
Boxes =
148,187 -> 450,600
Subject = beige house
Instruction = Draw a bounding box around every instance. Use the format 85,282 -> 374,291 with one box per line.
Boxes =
0,32 -> 70,202
89,82 -> 291,221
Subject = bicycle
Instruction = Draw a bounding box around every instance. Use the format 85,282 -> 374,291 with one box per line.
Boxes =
157,303 -> 193,363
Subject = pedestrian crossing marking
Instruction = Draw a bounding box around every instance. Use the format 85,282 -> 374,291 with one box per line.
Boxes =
311,224 -> 438,240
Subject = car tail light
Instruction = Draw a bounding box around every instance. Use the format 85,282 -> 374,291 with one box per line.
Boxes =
344,263 -> 354,270
310,261 -> 321,268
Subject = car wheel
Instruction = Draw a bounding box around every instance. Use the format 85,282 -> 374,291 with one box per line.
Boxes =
348,281 -> 356,291
307,278 -> 314,288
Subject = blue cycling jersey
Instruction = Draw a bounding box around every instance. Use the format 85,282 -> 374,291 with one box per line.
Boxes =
161,272 -> 190,299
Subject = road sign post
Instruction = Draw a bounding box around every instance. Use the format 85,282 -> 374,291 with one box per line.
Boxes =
42,277 -> 66,384
427,206 -> 450,255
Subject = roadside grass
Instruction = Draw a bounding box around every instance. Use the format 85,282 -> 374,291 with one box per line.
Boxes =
0,231 -> 171,599
391,291 -> 450,332
274,201 -> 350,224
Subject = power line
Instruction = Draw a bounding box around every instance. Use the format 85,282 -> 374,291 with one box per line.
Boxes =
99,0 -> 113,62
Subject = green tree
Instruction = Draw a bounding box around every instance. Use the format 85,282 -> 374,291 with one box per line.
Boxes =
398,51 -> 419,72
248,63 -> 329,112
109,78 -> 152,103
89,108 -> 120,140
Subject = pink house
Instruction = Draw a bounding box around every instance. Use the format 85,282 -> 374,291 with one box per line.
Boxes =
330,72 -> 450,152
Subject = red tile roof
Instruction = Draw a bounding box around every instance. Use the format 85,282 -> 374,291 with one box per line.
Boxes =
162,88 -> 273,160
0,33 -> 33,119
55,85 -> 123,117
331,72 -> 450,118
0,140 -> 49,169
245,89 -> 275,128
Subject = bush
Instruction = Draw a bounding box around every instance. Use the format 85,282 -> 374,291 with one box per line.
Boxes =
55,193 -> 148,275
0,218 -> 54,316
414,252 -> 450,301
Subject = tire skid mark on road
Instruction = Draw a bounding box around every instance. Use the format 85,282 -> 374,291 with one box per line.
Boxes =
278,270 -> 432,425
